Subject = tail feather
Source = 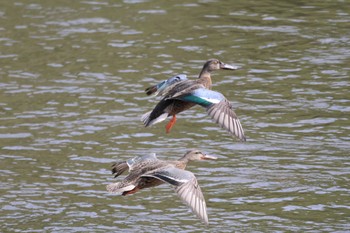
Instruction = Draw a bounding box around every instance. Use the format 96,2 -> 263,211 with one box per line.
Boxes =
141,111 -> 168,127
141,111 -> 152,126
106,183 -> 135,193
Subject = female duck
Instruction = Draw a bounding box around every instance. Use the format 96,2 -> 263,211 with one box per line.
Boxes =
142,59 -> 246,141
106,149 -> 217,225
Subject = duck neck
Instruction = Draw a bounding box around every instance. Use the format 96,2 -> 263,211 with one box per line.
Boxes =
177,158 -> 189,169
198,70 -> 212,89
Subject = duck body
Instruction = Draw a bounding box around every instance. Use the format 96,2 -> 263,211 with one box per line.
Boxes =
142,59 -> 246,141
106,149 -> 217,225
142,80 -> 202,128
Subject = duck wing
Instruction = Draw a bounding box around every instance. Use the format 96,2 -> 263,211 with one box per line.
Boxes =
111,161 -> 129,178
165,81 -> 205,99
127,153 -> 158,171
175,88 -> 246,141
111,153 -> 159,178
107,154 -> 164,194
145,74 -> 188,96
142,166 -> 209,225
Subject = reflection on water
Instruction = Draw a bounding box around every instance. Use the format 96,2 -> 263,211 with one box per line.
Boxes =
1,0 -> 349,232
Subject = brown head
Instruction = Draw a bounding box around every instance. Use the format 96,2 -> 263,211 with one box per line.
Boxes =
198,59 -> 238,88
202,59 -> 238,73
180,149 -> 217,163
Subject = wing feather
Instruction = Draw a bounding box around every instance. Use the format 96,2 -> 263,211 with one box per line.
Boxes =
206,99 -> 246,141
175,178 -> 209,225
142,167 -> 209,225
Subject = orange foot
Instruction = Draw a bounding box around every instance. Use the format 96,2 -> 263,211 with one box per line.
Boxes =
165,115 -> 176,133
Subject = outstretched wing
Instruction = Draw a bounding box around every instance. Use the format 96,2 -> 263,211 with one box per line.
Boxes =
142,166 -> 209,225
175,88 -> 246,141
206,99 -> 246,141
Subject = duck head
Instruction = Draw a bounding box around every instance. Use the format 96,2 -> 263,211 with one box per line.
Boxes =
203,59 -> 238,72
183,149 -> 217,161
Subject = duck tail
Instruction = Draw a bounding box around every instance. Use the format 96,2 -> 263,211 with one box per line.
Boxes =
141,111 -> 168,127
106,183 -> 135,194
141,111 -> 153,126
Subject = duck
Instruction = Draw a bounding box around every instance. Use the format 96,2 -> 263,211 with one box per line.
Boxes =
106,149 -> 217,225
141,59 -> 246,141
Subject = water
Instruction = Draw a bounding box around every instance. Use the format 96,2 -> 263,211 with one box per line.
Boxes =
1,0 -> 349,232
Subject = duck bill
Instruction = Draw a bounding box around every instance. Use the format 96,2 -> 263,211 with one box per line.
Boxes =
220,62 -> 238,70
201,154 -> 217,160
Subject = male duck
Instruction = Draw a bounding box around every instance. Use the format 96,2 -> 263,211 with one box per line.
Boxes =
106,149 -> 217,225
141,59 -> 246,141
